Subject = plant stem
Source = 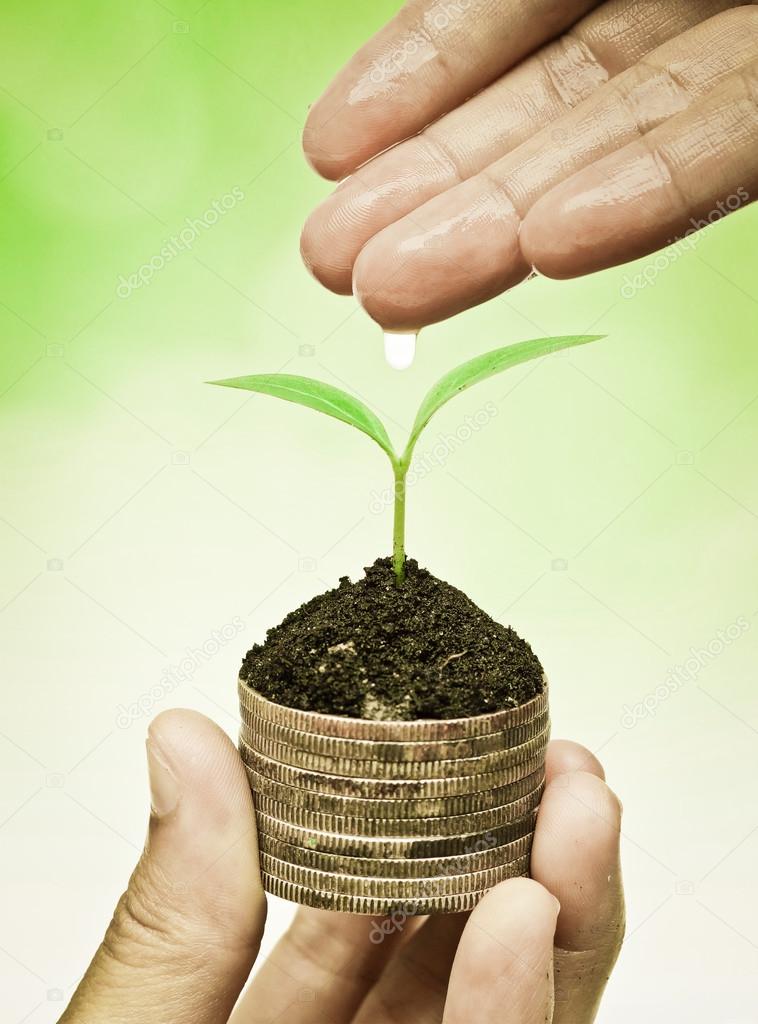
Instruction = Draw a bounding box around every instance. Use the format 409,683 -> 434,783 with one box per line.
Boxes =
392,462 -> 407,584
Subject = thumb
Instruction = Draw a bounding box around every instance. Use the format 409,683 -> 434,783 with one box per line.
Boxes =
61,709 -> 266,1024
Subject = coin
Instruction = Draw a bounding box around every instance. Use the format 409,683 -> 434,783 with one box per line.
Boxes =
253,784 -> 542,838
258,829 -> 534,878
261,872 -> 529,915
242,750 -> 547,799
246,764 -> 545,818
239,676 -> 549,742
254,807 -> 538,860
240,708 -> 550,761
239,727 -> 549,780
260,851 -> 531,900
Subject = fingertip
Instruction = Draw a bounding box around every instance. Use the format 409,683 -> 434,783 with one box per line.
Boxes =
353,181 -> 529,329
149,708 -> 239,771
302,85 -> 352,180
303,51 -> 427,182
300,206 -> 355,294
149,706 -> 222,745
521,147 -> 677,279
464,877 -> 560,973
303,78 -> 393,182
446,877 -> 557,1020
302,119 -> 353,181
546,739 -> 606,783
147,708 -> 253,828
352,234 -> 419,330
519,190 -> 587,280
541,769 -> 622,836
352,222 -> 484,331
532,771 -> 623,953
476,875 -> 561,927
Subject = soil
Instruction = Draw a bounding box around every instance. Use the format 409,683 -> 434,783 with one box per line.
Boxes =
240,558 -> 544,721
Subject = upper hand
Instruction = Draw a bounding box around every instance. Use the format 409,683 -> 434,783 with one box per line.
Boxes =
300,1 -> 758,329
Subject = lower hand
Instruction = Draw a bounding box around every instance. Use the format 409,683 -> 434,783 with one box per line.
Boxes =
60,710 -> 624,1024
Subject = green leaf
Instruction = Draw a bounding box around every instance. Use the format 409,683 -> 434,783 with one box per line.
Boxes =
402,335 -> 604,463
209,373 -> 397,462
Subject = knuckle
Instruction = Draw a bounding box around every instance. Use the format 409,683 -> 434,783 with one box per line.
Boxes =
541,35 -> 610,108
102,877 -> 176,969
420,131 -> 463,183
102,863 -> 265,970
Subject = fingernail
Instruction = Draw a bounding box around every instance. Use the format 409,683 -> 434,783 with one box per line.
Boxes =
146,734 -> 180,817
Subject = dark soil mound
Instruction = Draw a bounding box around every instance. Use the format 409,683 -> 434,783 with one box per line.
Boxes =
240,558 -> 544,720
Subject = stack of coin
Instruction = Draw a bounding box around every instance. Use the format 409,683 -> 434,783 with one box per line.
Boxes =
238,677 -> 550,915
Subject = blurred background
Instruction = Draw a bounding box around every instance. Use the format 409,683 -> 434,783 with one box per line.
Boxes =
1,2 -> 757,1021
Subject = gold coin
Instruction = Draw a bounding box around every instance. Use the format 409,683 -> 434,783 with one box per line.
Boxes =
261,871 -> 529,915
255,807 -> 537,860
246,764 -> 545,818
258,830 -> 534,878
239,676 -> 548,742
242,750 -> 547,799
240,708 -> 550,762
239,727 -> 549,780
253,784 -> 542,838
260,851 -> 531,900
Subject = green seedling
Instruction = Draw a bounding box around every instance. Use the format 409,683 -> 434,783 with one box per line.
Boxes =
210,335 -> 603,584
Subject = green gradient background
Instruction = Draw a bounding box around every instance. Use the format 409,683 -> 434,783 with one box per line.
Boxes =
1,3 -> 757,1022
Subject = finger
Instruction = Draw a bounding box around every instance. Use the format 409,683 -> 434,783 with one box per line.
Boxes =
303,0 -> 598,180
531,771 -> 624,1023
60,710 -> 266,1024
546,738 -> 605,784
352,913 -> 468,1023
521,57 -> 758,278
237,742 -> 606,1024
443,878 -> 559,1024
233,907 -> 413,1024
302,0 -> 737,293
350,6 -> 758,328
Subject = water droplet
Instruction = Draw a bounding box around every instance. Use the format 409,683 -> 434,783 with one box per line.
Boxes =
383,330 -> 417,370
